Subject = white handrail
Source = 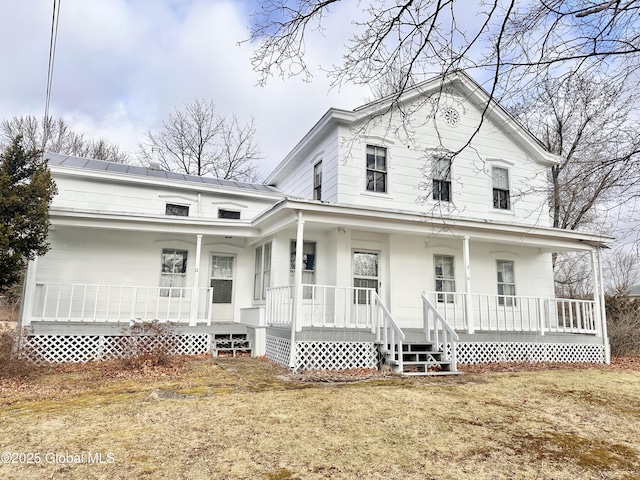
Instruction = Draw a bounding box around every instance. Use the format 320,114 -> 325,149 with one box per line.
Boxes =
422,292 -> 459,372
372,291 -> 405,372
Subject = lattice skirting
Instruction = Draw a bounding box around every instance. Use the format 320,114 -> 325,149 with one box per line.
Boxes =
295,341 -> 377,371
456,342 -> 606,364
265,335 -> 292,368
19,334 -> 211,364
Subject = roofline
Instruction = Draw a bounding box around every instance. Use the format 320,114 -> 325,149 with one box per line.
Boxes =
265,71 -> 560,185
47,155 -> 285,201
253,197 -> 613,249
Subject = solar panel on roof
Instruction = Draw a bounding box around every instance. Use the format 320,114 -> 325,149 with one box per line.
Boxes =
84,159 -> 109,171
106,163 -> 129,173
147,169 -> 168,178
126,165 -> 148,175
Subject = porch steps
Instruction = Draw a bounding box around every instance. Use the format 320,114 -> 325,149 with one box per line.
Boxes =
211,333 -> 252,358
380,342 -> 460,376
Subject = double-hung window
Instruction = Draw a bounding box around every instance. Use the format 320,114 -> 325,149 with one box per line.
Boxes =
433,157 -> 452,202
366,145 -> 387,193
434,255 -> 455,303
313,161 -> 322,200
253,242 -> 272,301
290,241 -> 316,299
497,260 -> 516,306
160,249 -> 187,297
492,167 -> 510,209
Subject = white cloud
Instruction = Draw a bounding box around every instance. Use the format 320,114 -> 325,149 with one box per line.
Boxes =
0,0 -> 370,178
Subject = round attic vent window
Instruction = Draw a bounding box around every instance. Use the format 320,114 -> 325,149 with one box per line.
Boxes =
443,107 -> 460,127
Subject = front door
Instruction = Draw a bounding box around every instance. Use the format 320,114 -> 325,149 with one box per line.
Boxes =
210,254 -> 234,323
352,250 -> 379,326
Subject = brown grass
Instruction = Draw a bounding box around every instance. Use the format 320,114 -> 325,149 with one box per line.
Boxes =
0,357 -> 639,479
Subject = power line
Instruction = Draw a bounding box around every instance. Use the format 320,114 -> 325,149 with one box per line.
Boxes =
43,0 -> 62,150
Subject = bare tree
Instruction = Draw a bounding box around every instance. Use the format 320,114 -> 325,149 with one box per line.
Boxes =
248,1 -> 640,105
511,73 -> 640,233
139,100 -> 262,182
604,249 -> 640,296
0,116 -> 129,163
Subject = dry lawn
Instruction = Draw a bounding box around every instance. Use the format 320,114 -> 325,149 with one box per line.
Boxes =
0,357 -> 639,480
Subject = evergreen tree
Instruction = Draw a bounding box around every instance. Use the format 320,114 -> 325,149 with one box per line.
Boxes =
0,136 -> 57,292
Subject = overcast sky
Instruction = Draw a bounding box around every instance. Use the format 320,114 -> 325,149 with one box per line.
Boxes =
0,0 -> 372,179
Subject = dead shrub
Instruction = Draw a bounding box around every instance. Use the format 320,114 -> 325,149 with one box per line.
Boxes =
119,320 -> 180,369
605,296 -> 640,357
0,295 -> 20,323
0,326 -> 39,378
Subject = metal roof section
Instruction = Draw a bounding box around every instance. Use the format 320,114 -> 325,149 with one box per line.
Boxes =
45,152 -> 281,194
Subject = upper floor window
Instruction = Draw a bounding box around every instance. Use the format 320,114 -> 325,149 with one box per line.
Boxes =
497,259 -> 516,306
218,209 -> 241,220
160,249 -> 187,297
492,167 -> 510,210
432,157 -> 452,202
366,145 -> 387,193
313,161 -> 322,200
165,203 -> 189,216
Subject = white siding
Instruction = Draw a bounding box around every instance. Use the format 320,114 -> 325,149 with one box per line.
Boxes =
273,128 -> 340,202
51,174 -> 279,220
332,97 -> 550,227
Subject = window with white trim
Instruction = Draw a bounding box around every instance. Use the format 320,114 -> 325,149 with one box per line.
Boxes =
218,209 -> 241,219
253,242 -> 272,301
497,259 -> 516,306
366,145 -> 387,193
290,241 -> 316,299
165,203 -> 189,216
492,167 -> 510,209
432,157 -> 452,202
434,255 -> 455,303
160,249 -> 187,297
313,161 -> 322,200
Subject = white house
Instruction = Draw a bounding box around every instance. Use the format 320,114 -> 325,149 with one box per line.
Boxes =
19,71 -> 612,373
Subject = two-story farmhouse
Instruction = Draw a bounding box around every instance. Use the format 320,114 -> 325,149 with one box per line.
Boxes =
19,71 -> 612,373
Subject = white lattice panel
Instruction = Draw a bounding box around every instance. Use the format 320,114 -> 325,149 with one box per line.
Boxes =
456,342 -> 605,364
265,335 -> 291,368
20,334 -> 211,364
295,341 -> 377,371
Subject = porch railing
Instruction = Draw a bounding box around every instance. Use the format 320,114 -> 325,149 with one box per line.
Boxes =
31,283 -> 213,325
266,284 -> 381,329
422,291 -> 598,335
421,293 -> 459,371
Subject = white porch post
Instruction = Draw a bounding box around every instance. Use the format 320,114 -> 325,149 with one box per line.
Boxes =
18,256 -> 39,327
595,247 -> 610,363
463,236 -> 474,334
189,234 -> 203,326
289,212 -> 305,369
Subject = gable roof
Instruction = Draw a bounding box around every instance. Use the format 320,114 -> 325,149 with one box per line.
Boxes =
45,152 -> 282,195
266,70 -> 559,185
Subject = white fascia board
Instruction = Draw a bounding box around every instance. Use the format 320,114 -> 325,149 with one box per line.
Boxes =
256,198 -> 613,250
50,209 -> 260,237
49,165 -> 284,202
264,108 -> 354,185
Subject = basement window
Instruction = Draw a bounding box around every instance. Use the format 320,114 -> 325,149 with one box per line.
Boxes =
218,209 -> 241,220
